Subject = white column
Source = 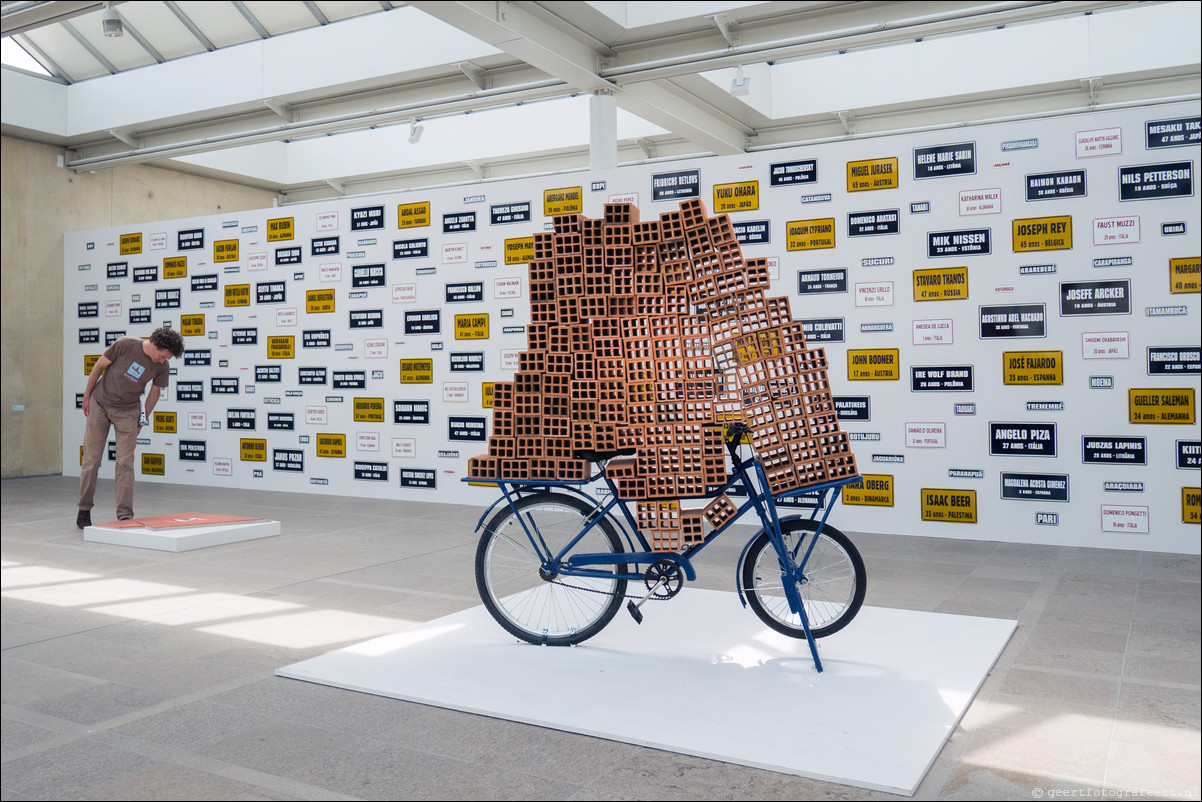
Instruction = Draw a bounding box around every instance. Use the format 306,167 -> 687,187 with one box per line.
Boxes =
589,90 -> 617,171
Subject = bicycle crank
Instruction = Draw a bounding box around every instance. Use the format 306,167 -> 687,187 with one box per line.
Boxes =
627,560 -> 685,624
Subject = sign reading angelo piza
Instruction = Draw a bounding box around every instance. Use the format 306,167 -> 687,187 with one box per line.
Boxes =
847,157 -> 898,192
267,217 -> 294,242
842,474 -> 894,507
398,201 -> 431,229
1128,388 -> 1196,424
400,358 -> 434,384
1004,350 -> 1063,385
214,239 -> 239,263
180,314 -> 205,337
1012,215 -> 1072,252
240,438 -> 267,462
353,397 -> 386,422
786,218 -> 836,251
1170,256 -> 1200,293
163,255 -> 187,279
921,488 -> 976,523
224,284 -> 250,307
455,313 -> 489,340
848,348 -> 900,380
713,180 -> 759,213
543,186 -> 582,216
504,237 -> 534,265
913,266 -> 968,301
306,288 -> 336,313
267,336 -> 294,359
316,433 -> 346,458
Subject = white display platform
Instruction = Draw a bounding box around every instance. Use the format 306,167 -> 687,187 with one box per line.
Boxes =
277,589 -> 1015,795
83,519 -> 280,552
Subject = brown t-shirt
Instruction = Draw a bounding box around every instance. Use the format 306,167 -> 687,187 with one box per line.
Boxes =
91,337 -> 171,410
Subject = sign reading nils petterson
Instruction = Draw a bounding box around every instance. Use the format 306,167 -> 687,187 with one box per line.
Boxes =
399,359 -> 434,384
1146,116 -> 1201,148
921,488 -> 976,523
119,232 -> 142,255
786,218 -> 836,250
1119,161 -> 1194,201
543,185 -> 584,215
266,217 -> 294,241
769,158 -> 817,185
504,237 -> 534,265
990,422 -> 1057,457
913,142 -> 976,179
214,239 -> 238,263
1061,279 -> 1131,316
847,209 -> 899,237
1004,350 -> 1063,385
841,474 -> 894,507
1026,169 -> 1087,201
927,228 -> 991,257
847,157 -> 898,192
397,202 -> 430,229
650,170 -> 699,202
1170,257 -> 1200,293
1012,215 -> 1072,252
847,348 -> 900,380
713,181 -> 759,213
1128,388 -> 1196,424
979,304 -> 1046,338
913,266 -> 968,301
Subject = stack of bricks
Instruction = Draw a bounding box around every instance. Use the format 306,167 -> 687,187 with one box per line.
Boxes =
469,197 -> 857,550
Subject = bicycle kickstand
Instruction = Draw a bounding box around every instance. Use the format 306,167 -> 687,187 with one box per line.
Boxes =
626,576 -> 668,624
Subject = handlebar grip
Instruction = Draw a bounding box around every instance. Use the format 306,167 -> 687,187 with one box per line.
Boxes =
725,422 -> 752,455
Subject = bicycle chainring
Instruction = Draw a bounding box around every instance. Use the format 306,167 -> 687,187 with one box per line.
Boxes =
643,559 -> 684,599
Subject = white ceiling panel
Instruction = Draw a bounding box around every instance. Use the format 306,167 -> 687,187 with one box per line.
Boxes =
172,0 -> 261,49
242,0 -> 325,37
116,2 -> 209,61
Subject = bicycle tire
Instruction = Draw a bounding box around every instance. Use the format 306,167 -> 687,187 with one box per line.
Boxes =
741,518 -> 866,639
476,492 -> 628,646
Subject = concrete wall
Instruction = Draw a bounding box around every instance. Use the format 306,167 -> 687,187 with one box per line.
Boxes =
1,135 -> 278,477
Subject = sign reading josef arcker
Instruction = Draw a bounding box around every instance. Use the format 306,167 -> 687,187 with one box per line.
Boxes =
769,158 -> 817,185
913,142 -> 976,179
651,168 -> 700,201
989,422 -> 1057,457
1060,279 -> 1131,316
979,304 -> 1046,338
1118,161 -> 1194,201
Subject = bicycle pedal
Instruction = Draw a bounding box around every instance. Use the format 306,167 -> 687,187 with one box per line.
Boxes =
626,600 -> 643,625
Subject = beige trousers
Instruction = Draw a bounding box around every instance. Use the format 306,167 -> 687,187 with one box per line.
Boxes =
78,398 -> 141,519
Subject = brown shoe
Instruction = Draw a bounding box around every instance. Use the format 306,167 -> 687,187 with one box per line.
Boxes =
76,510 -> 91,529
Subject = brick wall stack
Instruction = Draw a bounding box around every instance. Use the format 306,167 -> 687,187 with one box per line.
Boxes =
469,198 -> 856,550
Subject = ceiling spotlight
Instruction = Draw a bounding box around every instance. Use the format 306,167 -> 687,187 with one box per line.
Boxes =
408,120 -> 424,144
101,2 -> 123,38
730,65 -> 751,97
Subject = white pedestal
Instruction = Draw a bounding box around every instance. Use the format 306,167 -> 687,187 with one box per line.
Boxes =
83,519 -> 280,552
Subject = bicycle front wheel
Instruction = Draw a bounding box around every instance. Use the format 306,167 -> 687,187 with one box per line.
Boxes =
742,519 -> 866,639
476,492 -> 628,646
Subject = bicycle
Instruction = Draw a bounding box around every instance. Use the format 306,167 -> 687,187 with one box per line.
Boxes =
466,422 -> 866,672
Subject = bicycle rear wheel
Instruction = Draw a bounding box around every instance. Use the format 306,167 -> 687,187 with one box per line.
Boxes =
476,492 -> 627,646
742,519 -> 865,639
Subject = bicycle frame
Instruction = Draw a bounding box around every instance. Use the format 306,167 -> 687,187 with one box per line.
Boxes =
466,442 -> 861,671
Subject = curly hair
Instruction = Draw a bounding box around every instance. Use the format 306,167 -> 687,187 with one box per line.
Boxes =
149,327 -> 185,358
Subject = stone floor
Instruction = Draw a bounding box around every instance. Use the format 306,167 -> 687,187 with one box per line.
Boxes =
2,475 -> 1199,800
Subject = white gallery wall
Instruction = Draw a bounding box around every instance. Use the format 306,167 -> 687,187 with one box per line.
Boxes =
62,101 -> 1200,553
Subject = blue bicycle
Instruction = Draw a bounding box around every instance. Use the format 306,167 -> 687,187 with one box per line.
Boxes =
469,423 -> 866,671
